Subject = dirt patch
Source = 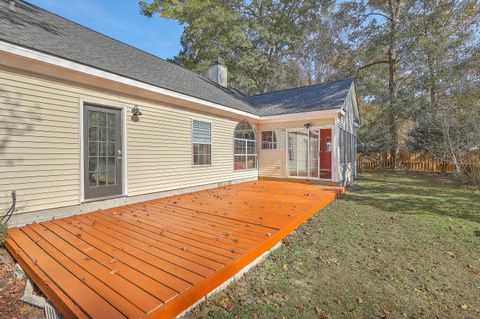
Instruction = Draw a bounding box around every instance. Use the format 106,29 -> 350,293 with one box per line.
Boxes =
0,250 -> 44,319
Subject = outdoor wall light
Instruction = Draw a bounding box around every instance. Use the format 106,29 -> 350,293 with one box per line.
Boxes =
131,105 -> 142,122
304,123 -> 312,129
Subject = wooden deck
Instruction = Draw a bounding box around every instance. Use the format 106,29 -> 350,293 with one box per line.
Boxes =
6,180 -> 341,319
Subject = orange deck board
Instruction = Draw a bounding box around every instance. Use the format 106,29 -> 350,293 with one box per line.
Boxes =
6,180 -> 341,319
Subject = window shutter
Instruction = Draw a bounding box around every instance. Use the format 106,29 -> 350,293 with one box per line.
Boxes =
192,120 -> 211,144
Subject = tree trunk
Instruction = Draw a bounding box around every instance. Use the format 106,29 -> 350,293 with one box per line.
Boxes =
387,0 -> 401,168
441,114 -> 462,175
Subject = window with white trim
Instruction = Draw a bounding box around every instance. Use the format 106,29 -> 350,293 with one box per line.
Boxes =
192,120 -> 211,166
234,120 -> 257,170
261,131 -> 277,149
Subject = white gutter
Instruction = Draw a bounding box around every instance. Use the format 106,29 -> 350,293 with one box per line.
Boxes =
260,109 -> 341,122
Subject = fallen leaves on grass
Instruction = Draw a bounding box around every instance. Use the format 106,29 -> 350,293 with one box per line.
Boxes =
296,303 -> 305,310
217,295 -> 235,312
315,306 -> 332,319
467,265 -> 480,275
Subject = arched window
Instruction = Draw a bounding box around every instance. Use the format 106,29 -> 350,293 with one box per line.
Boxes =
234,120 -> 257,170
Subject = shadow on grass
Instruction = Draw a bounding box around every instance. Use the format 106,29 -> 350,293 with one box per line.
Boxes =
344,172 -> 480,224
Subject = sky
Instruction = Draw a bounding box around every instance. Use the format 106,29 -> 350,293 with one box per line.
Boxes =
27,0 -> 184,59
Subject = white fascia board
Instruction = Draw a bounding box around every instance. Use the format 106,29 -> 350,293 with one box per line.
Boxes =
0,40 -> 260,120
260,109 -> 341,123
350,82 -> 361,125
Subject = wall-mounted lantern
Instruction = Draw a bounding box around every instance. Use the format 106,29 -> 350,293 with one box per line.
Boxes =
131,105 -> 142,122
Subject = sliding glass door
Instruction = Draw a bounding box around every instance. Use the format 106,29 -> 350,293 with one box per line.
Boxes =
288,131 -> 308,177
288,129 -> 320,179
309,130 -> 319,178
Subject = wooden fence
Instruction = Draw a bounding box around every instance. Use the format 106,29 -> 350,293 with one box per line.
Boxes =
357,150 -> 478,173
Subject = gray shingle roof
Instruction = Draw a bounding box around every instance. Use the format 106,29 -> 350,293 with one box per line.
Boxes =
247,78 -> 354,116
0,0 -> 354,117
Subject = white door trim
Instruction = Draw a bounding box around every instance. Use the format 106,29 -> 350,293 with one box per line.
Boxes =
285,125 -> 333,181
79,98 -> 128,203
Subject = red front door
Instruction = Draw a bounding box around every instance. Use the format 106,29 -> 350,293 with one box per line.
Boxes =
320,129 -> 332,179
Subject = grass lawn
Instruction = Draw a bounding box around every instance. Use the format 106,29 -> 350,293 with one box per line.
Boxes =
185,172 -> 480,319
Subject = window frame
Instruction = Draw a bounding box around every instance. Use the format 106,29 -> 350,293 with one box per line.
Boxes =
191,119 -> 212,167
261,130 -> 278,150
233,120 -> 258,171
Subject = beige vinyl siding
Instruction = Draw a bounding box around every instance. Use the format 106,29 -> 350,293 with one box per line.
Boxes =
259,150 -> 285,178
0,67 -> 257,216
338,86 -> 355,133
257,118 -> 335,178
337,86 -> 356,185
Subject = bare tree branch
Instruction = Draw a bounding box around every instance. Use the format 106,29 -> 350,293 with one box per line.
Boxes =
355,59 -> 390,78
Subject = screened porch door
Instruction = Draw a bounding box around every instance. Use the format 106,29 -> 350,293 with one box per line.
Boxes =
83,105 -> 123,200
287,129 -> 320,179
